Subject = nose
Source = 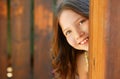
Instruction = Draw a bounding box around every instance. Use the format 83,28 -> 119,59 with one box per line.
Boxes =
74,31 -> 85,41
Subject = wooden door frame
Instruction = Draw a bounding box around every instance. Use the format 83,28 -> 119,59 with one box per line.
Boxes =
89,0 -> 120,79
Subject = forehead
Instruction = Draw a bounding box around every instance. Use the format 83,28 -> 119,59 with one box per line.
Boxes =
59,9 -> 83,30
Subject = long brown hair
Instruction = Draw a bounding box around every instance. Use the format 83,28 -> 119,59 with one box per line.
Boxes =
51,0 -> 89,79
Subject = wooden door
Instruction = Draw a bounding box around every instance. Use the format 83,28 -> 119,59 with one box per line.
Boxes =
89,0 -> 120,79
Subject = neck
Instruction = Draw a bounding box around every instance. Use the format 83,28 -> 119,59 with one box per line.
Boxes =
76,52 -> 88,79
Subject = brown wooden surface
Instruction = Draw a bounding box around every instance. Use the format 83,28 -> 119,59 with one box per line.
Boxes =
10,0 -> 31,79
0,0 -> 8,79
33,0 -> 53,79
106,0 -> 120,79
90,0 -> 120,79
89,0 -> 108,79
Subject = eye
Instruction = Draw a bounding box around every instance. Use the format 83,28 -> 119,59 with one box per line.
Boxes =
65,30 -> 72,36
79,19 -> 87,25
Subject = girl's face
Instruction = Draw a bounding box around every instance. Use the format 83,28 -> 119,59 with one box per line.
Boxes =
59,9 -> 89,51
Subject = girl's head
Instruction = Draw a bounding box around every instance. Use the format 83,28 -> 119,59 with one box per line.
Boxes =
56,0 -> 89,51
52,0 -> 89,78
59,9 -> 89,51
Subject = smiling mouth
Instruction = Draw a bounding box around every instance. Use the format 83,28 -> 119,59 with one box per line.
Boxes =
79,37 -> 89,45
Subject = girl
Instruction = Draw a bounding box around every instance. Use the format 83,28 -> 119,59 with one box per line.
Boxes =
52,0 -> 89,79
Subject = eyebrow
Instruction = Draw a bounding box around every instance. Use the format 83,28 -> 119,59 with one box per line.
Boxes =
75,16 -> 84,24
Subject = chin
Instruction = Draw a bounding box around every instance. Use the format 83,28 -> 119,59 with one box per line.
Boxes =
76,47 -> 88,51
83,48 -> 88,51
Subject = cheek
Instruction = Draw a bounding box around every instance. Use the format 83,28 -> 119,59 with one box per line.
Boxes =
86,21 -> 89,33
66,36 -> 76,47
82,26 -> 89,35
82,21 -> 89,33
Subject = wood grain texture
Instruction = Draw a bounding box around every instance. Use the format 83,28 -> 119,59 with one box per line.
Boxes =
89,0 -> 108,79
106,0 -> 120,79
0,0 -> 8,79
90,0 -> 120,79
33,0 -> 53,79
10,0 -> 31,79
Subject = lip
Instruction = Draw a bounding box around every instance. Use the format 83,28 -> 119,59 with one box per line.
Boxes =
79,36 -> 89,45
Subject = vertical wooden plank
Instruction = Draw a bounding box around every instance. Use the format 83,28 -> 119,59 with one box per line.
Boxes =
0,0 -> 8,79
10,0 -> 31,79
34,0 -> 53,79
89,0 -> 108,79
90,0 -> 120,79
106,0 -> 120,79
